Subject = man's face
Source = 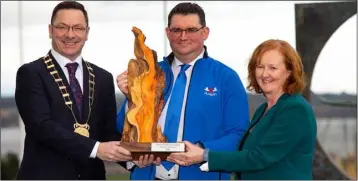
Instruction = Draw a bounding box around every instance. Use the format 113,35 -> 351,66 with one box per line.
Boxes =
166,14 -> 209,59
49,9 -> 89,61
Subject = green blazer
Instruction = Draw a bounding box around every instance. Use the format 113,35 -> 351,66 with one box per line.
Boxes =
208,93 -> 317,180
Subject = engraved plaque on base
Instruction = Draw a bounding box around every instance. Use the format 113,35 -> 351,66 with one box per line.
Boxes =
121,142 -> 185,160
120,26 -> 184,160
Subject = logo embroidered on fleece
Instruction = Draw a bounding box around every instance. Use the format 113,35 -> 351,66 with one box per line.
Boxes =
204,87 -> 218,96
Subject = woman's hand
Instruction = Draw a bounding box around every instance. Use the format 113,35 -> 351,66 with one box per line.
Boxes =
167,141 -> 204,166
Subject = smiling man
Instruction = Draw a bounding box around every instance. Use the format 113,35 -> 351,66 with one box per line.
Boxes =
15,1 -> 132,179
116,2 -> 250,180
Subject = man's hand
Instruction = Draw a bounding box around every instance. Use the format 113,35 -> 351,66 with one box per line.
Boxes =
133,154 -> 162,168
116,71 -> 128,97
96,141 -> 132,162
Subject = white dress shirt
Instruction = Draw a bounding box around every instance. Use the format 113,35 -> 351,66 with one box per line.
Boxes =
155,51 -> 204,179
51,49 -> 99,159
125,50 -> 205,179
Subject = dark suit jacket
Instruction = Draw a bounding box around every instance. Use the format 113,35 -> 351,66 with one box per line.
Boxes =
208,93 -> 317,180
15,51 -> 121,179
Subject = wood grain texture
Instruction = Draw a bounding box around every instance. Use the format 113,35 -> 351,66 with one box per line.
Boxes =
121,27 -> 167,143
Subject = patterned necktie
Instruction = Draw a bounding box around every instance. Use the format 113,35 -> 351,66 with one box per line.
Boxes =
162,64 -> 190,171
65,62 -> 83,120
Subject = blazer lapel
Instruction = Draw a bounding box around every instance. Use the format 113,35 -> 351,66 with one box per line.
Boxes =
81,59 -> 90,123
48,51 -> 82,122
250,103 -> 267,126
250,93 -> 291,126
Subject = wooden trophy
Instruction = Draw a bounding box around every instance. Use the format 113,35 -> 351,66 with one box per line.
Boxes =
120,27 -> 184,160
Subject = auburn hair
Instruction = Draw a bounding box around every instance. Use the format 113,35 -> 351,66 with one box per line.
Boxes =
247,39 -> 306,94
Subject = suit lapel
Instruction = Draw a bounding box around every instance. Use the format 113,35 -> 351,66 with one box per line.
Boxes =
48,51 -> 82,122
81,59 -> 90,123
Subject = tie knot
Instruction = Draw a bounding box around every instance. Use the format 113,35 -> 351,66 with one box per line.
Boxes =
65,62 -> 79,75
180,64 -> 190,73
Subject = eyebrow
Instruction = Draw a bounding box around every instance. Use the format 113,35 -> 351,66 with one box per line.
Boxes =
56,23 -> 86,27
257,63 -> 277,66
170,26 -> 201,29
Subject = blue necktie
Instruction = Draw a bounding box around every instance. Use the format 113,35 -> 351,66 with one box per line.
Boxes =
65,62 -> 83,120
162,64 -> 190,171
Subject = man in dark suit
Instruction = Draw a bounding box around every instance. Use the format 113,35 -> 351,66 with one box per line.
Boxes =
15,1 -> 132,179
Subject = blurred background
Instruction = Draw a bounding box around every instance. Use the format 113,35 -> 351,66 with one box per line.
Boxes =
1,1 -> 356,180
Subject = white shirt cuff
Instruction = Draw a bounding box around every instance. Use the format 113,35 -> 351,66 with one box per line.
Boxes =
126,161 -> 135,170
90,141 -> 100,158
200,162 -> 209,172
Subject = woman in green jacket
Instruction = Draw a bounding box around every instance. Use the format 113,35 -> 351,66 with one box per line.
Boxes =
167,39 -> 317,180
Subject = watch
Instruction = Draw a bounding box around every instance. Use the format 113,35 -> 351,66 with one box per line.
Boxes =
196,141 -> 209,162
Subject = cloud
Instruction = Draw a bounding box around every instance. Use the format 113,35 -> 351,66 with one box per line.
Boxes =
1,1 -> 170,28
1,1 -> 356,97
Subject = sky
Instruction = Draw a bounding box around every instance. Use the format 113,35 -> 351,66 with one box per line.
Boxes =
1,1 -> 356,97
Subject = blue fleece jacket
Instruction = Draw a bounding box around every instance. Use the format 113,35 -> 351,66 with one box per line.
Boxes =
116,48 -> 249,180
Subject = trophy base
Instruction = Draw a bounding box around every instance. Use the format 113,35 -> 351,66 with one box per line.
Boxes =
120,142 -> 185,160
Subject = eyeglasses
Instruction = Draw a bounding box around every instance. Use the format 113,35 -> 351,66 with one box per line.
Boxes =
52,24 -> 87,35
169,26 -> 205,36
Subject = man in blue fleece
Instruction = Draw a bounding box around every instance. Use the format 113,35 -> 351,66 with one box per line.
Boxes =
116,2 -> 249,180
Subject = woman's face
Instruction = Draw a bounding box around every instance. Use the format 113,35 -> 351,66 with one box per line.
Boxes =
255,50 -> 291,95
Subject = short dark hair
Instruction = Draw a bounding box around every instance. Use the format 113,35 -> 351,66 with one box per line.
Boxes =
167,2 -> 206,27
51,1 -> 89,26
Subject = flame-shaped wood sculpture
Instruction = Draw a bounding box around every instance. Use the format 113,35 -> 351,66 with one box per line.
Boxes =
121,27 -> 167,143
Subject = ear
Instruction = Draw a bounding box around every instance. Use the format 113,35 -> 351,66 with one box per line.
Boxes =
165,27 -> 170,39
287,70 -> 292,79
48,24 -> 53,39
85,26 -> 90,41
203,26 -> 210,40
